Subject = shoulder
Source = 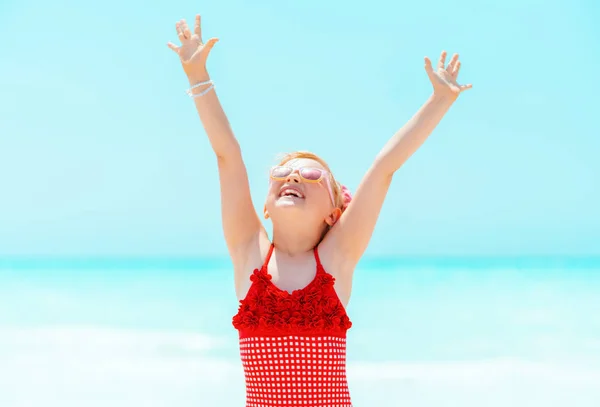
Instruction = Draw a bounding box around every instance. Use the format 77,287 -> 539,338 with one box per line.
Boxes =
317,231 -> 359,276
316,236 -> 357,306
231,228 -> 272,299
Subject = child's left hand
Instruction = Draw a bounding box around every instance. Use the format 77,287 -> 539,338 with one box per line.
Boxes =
424,51 -> 472,99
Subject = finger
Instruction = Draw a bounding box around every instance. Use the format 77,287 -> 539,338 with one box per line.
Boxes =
424,56 -> 434,73
194,15 -> 202,41
424,56 -> 437,81
460,84 -> 473,91
437,51 -> 447,71
181,19 -> 191,39
202,37 -> 219,55
176,22 -> 185,42
452,61 -> 461,78
167,42 -> 180,54
446,53 -> 459,73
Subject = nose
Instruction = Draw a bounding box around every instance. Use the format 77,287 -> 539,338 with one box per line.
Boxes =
285,170 -> 301,183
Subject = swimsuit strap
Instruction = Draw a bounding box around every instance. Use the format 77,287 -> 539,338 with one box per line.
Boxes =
261,243 -> 275,271
262,243 -> 323,273
313,245 -> 323,273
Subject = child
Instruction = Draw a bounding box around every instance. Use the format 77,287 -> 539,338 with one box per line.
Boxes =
168,14 -> 471,407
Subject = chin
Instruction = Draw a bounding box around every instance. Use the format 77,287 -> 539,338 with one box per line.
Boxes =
276,199 -> 305,208
270,203 -> 305,219
269,194 -> 306,209
267,197 -> 312,221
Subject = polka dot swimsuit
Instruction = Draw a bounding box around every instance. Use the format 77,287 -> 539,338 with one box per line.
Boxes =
232,244 -> 353,407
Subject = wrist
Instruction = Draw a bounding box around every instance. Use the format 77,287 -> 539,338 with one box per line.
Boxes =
430,92 -> 457,105
187,71 -> 211,86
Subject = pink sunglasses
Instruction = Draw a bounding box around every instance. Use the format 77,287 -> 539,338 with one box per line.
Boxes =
269,166 -> 335,207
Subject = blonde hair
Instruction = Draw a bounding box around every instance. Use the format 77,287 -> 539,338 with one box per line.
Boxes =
275,151 -> 347,211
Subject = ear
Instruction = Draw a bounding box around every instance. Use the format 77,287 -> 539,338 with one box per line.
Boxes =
324,208 -> 342,226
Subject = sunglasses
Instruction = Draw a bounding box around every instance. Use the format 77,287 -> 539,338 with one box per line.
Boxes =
269,166 -> 335,207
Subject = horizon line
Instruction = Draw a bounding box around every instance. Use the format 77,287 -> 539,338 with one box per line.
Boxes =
1,254 -> 599,270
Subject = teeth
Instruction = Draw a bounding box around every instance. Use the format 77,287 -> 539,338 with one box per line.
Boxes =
281,188 -> 303,198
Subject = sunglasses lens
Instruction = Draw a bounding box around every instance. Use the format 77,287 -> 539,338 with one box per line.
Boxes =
271,166 -> 292,178
300,168 -> 323,181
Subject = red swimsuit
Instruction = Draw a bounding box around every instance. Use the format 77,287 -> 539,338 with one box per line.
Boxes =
232,244 -> 353,407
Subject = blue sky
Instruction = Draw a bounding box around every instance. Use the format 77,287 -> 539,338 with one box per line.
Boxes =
0,0 -> 598,257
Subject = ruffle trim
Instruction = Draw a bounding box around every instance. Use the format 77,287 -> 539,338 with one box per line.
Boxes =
232,268 -> 352,335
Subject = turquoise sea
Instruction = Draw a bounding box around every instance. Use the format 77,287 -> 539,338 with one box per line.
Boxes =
1,257 -> 599,407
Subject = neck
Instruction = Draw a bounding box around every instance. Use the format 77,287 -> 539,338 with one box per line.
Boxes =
271,221 -> 324,256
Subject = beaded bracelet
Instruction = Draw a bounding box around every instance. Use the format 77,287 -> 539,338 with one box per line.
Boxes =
190,83 -> 215,98
185,80 -> 215,98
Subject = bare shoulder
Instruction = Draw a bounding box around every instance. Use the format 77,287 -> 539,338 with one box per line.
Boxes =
231,227 -> 272,300
317,234 -> 357,306
318,231 -> 357,274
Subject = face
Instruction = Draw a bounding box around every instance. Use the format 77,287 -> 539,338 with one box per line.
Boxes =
264,158 -> 338,225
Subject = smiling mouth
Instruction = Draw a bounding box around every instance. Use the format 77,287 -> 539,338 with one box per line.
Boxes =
279,188 -> 305,199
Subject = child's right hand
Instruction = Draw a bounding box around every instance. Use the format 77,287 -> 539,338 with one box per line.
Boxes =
167,15 -> 219,83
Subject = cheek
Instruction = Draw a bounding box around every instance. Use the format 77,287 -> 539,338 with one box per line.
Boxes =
266,181 -> 281,200
307,184 -> 330,206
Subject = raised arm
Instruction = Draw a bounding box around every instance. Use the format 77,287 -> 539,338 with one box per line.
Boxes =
168,16 -> 263,262
326,51 -> 472,269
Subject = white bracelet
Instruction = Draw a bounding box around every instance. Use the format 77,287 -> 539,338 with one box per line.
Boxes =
185,79 -> 213,96
190,83 -> 215,98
